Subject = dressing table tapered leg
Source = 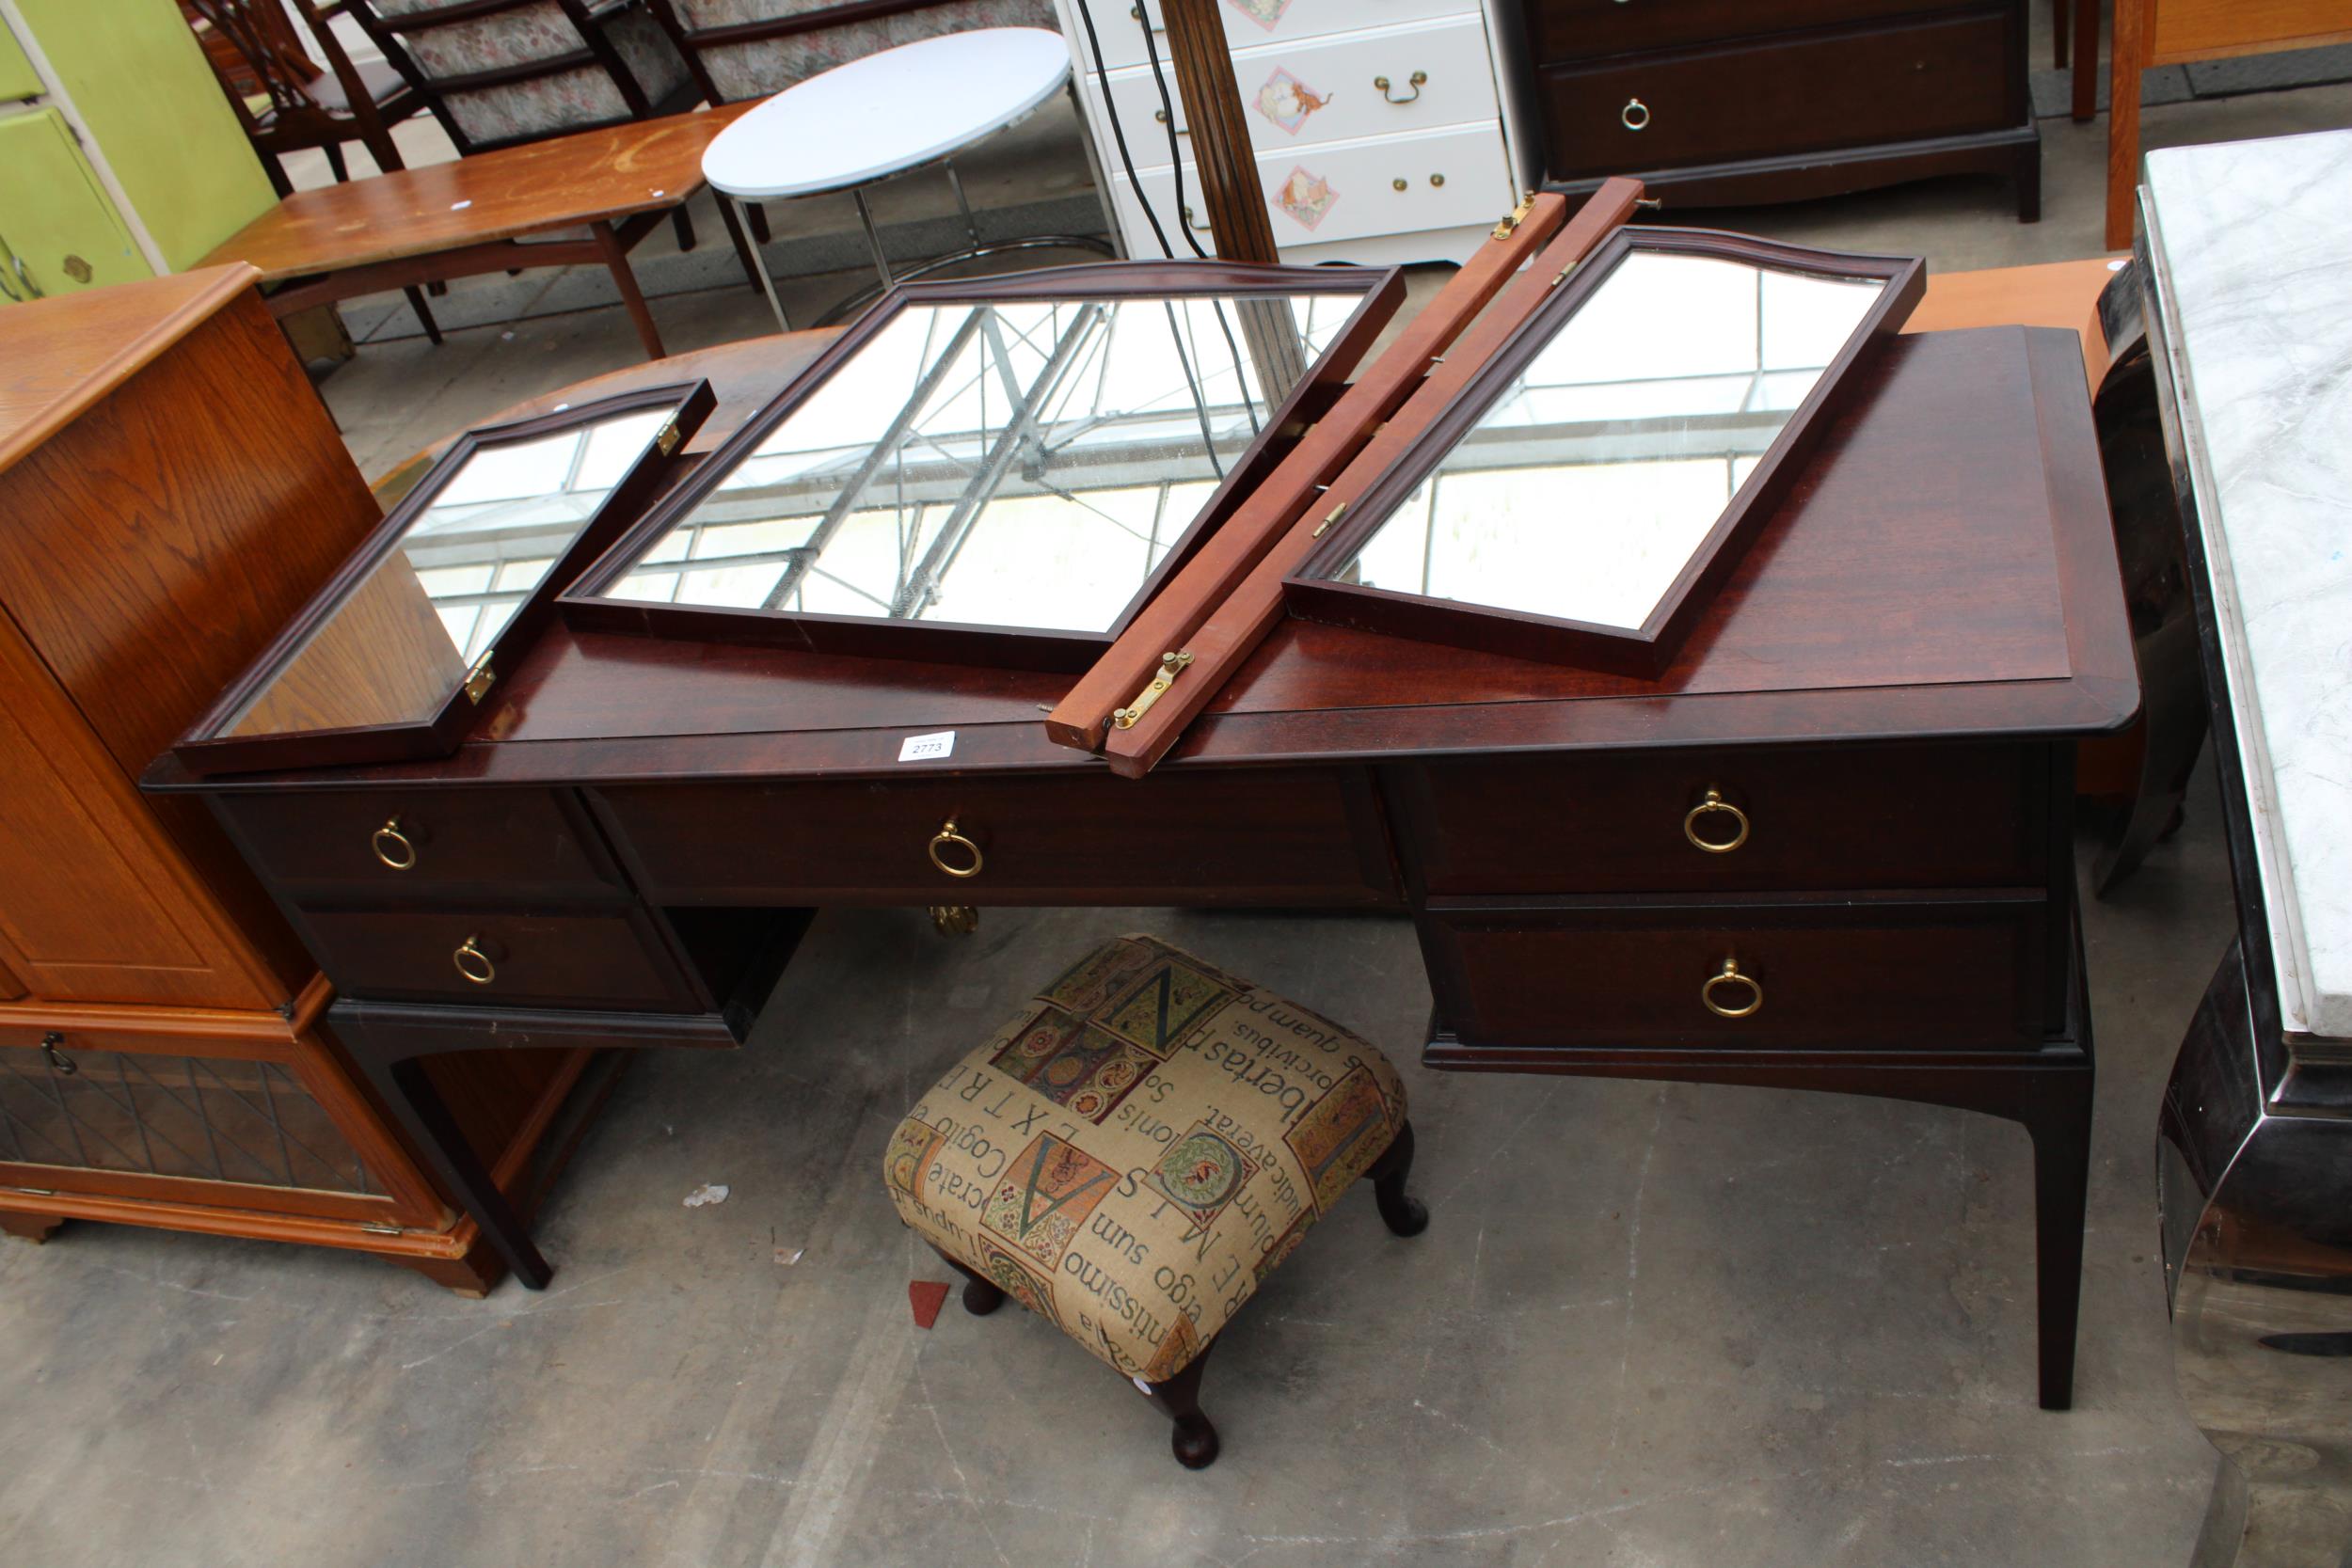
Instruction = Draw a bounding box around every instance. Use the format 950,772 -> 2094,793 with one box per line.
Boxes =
331,1015 -> 555,1291
2025,1064 -> 2095,1410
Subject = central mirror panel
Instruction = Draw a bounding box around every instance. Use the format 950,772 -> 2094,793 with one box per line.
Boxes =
562,265 -> 1402,669
1335,253 -> 1884,633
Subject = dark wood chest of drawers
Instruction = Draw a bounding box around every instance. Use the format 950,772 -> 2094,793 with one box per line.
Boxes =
1510,0 -> 2040,218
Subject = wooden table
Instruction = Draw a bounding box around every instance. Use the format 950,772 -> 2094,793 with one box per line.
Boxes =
149,315 -> 2137,1412
199,102 -> 761,357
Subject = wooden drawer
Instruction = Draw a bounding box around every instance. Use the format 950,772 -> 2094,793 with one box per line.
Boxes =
1389,744 -> 2047,896
1083,0 -> 1474,71
1105,14 -> 1503,166
1535,9 -> 2020,178
216,787 -> 627,904
1422,893 -> 2052,1049
300,906 -> 697,1010
1521,0 -> 1950,63
591,768 -> 1397,906
1127,121 -> 1518,253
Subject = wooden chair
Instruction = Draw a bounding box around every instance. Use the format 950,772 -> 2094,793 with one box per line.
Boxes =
2093,0 -> 2352,246
347,0 -> 707,251
186,0 -> 426,194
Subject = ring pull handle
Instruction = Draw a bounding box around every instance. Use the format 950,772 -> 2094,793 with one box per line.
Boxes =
1621,96 -> 1651,131
1181,205 -> 1214,233
928,818 -> 983,879
372,816 -> 418,871
1682,788 -> 1750,853
1702,958 -> 1763,1020
40,1032 -> 76,1077
453,936 -> 496,986
1375,71 -> 1426,104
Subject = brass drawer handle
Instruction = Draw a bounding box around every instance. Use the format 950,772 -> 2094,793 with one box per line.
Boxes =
372,816 -> 417,870
1152,108 -> 1189,136
40,1032 -> 75,1077
928,818 -> 983,879
1181,205 -> 1214,233
453,935 -> 495,986
1682,788 -> 1749,853
1703,958 -> 1762,1019
1375,71 -> 1426,104
1621,96 -> 1650,131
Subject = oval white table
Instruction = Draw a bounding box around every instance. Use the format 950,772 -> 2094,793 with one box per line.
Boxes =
703,27 -> 1114,330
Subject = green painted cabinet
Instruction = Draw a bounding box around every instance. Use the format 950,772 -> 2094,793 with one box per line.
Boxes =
0,13 -> 40,103
0,108 -> 148,300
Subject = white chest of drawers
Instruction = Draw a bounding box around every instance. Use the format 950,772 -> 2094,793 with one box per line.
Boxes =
1054,0 -> 1537,265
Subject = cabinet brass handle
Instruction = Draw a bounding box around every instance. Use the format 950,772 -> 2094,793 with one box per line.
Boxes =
372,816 -> 418,870
40,1032 -> 75,1077
1393,177 -> 1408,191
1702,958 -> 1762,1019
1181,204 -> 1214,232
1682,788 -> 1749,853
1375,71 -> 1426,104
1152,108 -> 1190,136
453,936 -> 495,986
928,819 -> 983,879
1430,172 -> 1446,187
1621,97 -> 1651,131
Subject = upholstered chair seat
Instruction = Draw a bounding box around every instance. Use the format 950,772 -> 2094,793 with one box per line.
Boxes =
884,934 -> 1426,1468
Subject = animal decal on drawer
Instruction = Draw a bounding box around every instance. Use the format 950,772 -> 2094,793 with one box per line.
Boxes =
1275,166 -> 1338,230
1254,66 -> 1330,135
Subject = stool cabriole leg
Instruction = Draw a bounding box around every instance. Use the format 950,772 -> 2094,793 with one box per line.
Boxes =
930,1244 -> 1006,1316
1366,1118 -> 1429,1237
1142,1340 -> 1219,1470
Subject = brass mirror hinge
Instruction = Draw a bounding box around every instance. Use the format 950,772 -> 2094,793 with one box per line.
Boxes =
1112,650 -> 1194,730
1491,189 -> 1538,240
1311,499 -> 1349,539
358,1222 -> 406,1236
655,417 -> 681,455
463,653 -> 496,705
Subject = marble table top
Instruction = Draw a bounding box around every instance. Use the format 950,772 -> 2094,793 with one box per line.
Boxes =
2143,130 -> 2352,1039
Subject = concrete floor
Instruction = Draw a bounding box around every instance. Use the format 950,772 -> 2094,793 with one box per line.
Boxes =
4,29 -> 2347,1568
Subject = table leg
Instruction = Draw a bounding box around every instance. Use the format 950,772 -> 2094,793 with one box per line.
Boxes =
2072,0 -> 2102,120
2106,0 -> 2149,248
728,195 -> 793,333
335,1027 -> 555,1290
854,188 -> 896,289
592,218 -> 666,360
945,159 -> 982,250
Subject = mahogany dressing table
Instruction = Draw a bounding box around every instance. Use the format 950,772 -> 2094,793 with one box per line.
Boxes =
146,292 -> 2134,1410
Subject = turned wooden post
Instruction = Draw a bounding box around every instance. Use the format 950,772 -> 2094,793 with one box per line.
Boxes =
1158,0 -> 1278,264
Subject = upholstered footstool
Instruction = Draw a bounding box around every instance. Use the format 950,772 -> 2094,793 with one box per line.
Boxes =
883,934 -> 1425,1468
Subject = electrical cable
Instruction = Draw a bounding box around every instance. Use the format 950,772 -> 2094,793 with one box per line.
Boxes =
1072,0 -> 1172,258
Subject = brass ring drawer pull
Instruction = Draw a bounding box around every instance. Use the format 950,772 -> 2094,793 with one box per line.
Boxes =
1702,958 -> 1762,1019
1621,97 -> 1651,131
453,936 -> 496,986
928,818 -> 983,879
1375,71 -> 1426,104
1682,788 -> 1749,853
372,816 -> 418,870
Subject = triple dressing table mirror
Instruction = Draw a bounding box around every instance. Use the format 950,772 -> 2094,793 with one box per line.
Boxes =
174,382 -> 713,774
557,263 -> 1404,672
1285,230 -> 1924,674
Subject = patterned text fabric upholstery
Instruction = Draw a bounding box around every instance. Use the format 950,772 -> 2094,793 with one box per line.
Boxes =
369,0 -> 691,146
885,936 -> 1406,1383
672,0 -> 1057,103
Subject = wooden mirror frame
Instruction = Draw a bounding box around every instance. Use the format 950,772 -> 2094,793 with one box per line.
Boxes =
1283,228 -> 1925,677
174,380 -> 715,776
557,261 -> 1406,673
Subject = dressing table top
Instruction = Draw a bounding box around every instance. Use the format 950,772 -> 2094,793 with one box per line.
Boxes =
2144,129 -> 2352,1040
148,323 -> 2134,793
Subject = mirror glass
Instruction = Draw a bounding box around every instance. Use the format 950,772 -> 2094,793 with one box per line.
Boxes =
219,405 -> 673,738
1331,252 -> 1884,631
594,291 -> 1359,634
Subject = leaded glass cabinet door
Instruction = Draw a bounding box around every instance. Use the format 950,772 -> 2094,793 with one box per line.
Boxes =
1286,230 -> 1923,675
561,263 -> 1403,671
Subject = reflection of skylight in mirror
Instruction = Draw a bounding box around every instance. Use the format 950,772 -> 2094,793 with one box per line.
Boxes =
599,291 -> 1353,634
216,405 -> 670,739
1335,252 -> 1882,634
